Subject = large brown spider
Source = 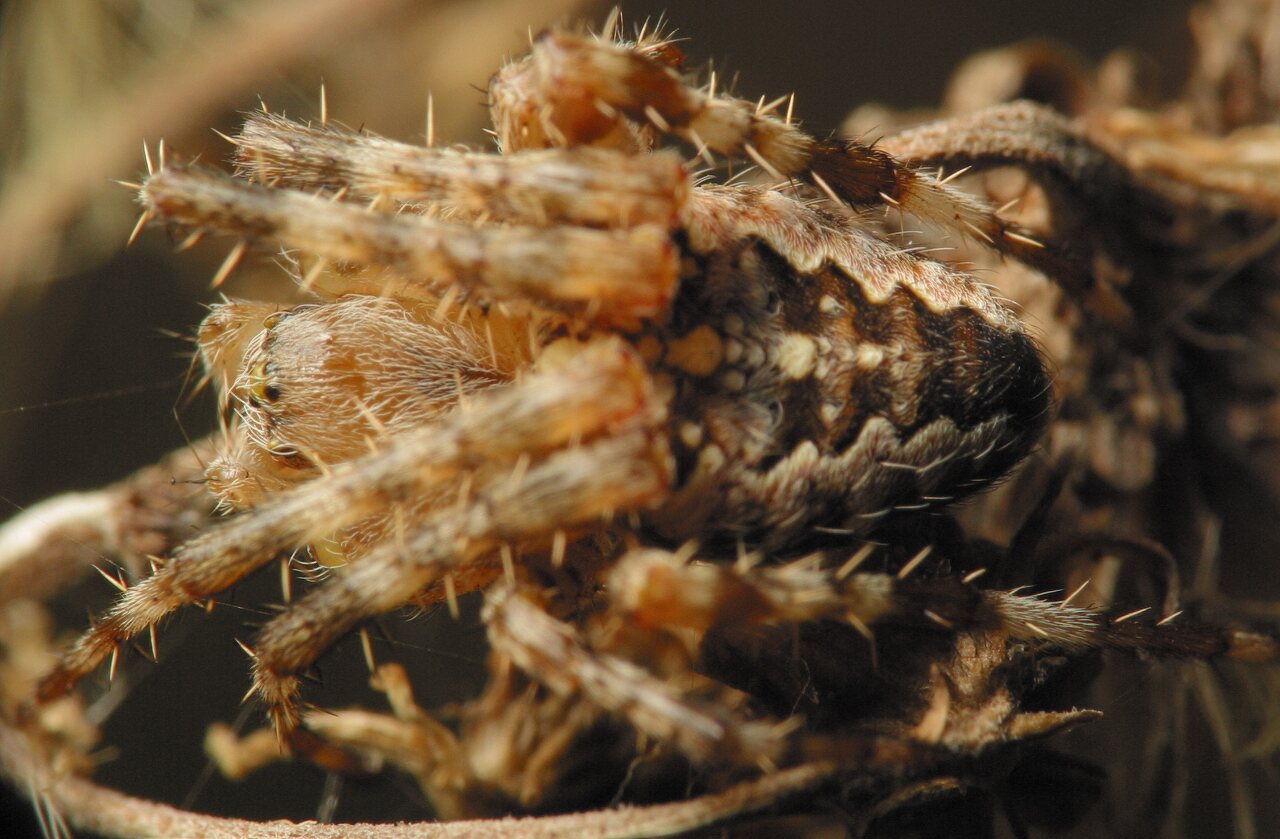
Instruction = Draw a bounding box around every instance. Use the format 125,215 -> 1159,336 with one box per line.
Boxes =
4,4 -> 1280,837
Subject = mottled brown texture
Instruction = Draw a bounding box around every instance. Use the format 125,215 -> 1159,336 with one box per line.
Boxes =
4,4 -> 1280,837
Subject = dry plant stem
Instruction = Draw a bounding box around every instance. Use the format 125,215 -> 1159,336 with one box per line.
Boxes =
0,441 -> 213,605
0,717 -> 837,839
0,493 -> 125,594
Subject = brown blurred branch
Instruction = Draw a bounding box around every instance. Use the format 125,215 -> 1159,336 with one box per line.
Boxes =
0,717 -> 835,839
0,0 -> 417,301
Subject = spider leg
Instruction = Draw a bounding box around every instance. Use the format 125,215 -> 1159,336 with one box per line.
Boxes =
874,99 -> 1280,219
495,33 -> 1055,268
232,112 -> 689,228
141,167 -> 678,322
876,102 -> 1128,203
608,548 -> 1280,665
483,585 -> 782,766
208,662 -> 497,819
485,581 -> 985,775
250,424 -> 670,732
36,341 -> 665,705
877,101 -> 1148,320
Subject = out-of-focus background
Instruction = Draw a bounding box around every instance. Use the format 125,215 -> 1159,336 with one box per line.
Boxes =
0,0 -> 1211,835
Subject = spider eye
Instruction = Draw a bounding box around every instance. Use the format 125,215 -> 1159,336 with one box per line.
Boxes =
767,399 -> 784,426
247,360 -> 282,403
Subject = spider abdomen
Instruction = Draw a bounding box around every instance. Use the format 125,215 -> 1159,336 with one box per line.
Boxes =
647,188 -> 1050,545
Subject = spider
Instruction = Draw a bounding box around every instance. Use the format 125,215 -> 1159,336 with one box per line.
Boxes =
8,8 -> 1280,837
32,16 -> 1067,726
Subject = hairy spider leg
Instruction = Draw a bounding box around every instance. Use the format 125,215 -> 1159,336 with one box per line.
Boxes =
231,111 -> 689,229
142,167 -> 678,323
251,418 -> 670,732
493,32 -> 1064,277
36,342 -> 665,706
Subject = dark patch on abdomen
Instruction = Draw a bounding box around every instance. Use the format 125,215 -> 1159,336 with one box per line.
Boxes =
836,281 -> 1045,439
